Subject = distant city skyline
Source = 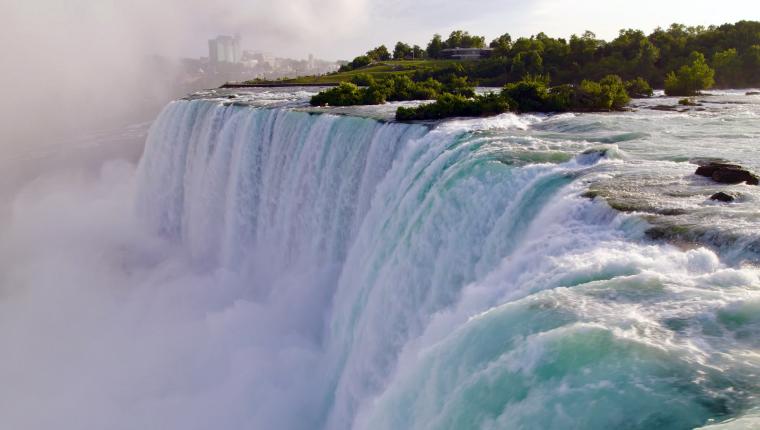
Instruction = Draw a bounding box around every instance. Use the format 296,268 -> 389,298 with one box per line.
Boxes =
175,0 -> 760,60
1,0 -> 759,148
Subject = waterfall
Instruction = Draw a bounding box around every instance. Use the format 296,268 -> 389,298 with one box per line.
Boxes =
135,99 -> 760,430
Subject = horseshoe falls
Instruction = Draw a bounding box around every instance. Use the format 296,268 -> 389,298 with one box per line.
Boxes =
4,91 -> 760,430
132,91 -> 760,430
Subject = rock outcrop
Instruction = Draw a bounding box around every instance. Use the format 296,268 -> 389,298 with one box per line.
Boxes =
694,162 -> 759,185
709,191 -> 735,202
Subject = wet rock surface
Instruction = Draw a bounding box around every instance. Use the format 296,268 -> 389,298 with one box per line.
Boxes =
710,191 -> 736,202
694,161 -> 759,185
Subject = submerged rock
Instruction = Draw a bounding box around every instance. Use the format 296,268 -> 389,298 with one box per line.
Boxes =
710,191 -> 735,202
695,162 -> 742,177
650,104 -> 679,112
694,162 -> 759,185
576,147 -> 611,165
746,91 -> 760,96
678,98 -> 701,106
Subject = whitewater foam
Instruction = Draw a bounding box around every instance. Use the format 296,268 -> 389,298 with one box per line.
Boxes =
2,95 -> 760,430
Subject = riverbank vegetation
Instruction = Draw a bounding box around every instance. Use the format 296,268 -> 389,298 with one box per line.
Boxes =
251,21 -> 759,94
301,21 -> 760,119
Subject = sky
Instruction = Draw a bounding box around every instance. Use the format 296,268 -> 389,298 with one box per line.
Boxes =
173,0 -> 760,60
0,0 -> 758,150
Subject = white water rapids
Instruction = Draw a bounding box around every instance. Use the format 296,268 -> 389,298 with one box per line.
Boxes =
2,92 -> 760,429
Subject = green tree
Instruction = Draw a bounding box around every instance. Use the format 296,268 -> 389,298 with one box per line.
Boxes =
511,50 -> 544,78
444,76 -> 476,97
599,75 -> 631,109
412,45 -> 426,59
367,45 -> 391,61
310,82 -> 364,106
444,30 -> 486,49
573,75 -> 630,110
393,42 -> 413,60
625,77 -> 654,97
427,34 -> 444,58
349,73 -> 376,86
713,48 -> 743,86
338,55 -> 371,72
664,51 -> 715,96
502,74 -> 551,112
489,33 -> 512,56
568,31 -> 601,65
741,45 -> 760,85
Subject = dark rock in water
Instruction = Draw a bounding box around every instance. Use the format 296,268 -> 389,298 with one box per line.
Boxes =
712,168 -> 759,185
710,192 -> 735,202
658,208 -> 688,216
695,163 -> 742,177
577,147 -> 610,165
747,91 -> 760,96
582,148 -> 608,157
650,105 -> 679,112
694,162 -> 759,185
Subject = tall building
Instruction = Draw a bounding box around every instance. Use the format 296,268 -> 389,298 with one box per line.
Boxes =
208,34 -> 242,64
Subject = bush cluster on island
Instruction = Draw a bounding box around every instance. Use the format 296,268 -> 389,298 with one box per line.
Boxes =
310,73 -> 642,120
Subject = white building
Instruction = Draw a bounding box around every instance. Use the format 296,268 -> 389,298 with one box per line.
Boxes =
208,34 -> 242,64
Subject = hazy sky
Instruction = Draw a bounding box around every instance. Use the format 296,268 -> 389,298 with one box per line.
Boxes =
172,0 -> 760,59
1,0 -> 759,149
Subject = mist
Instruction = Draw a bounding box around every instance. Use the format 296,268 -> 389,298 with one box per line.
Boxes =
0,161 -> 330,429
2,1 -> 760,429
0,3 -> 361,427
0,0 -> 372,157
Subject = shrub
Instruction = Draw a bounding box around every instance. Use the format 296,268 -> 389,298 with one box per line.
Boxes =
501,74 -> 551,112
572,75 -> 630,111
309,82 -> 364,106
444,76 -> 476,97
546,84 -> 575,111
503,74 -> 629,112
367,45 -> 391,61
361,86 -> 388,105
625,77 -> 654,98
338,55 -> 372,72
396,93 -> 510,120
349,73 -> 376,86
374,75 -> 444,101
311,76 -> 449,107
664,52 -> 715,96
600,75 -> 631,109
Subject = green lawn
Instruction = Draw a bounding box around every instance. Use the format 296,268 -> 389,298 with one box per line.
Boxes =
244,60 -> 475,85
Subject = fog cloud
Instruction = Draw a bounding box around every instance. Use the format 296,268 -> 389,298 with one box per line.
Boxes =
0,161 -> 329,429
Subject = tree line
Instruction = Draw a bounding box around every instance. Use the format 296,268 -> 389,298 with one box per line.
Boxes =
340,21 -> 760,90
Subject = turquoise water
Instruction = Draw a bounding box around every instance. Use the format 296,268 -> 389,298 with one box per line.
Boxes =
3,89 -> 756,429
130,90 -> 760,429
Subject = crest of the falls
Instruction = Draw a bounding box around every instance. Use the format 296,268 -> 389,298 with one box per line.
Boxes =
134,98 -> 760,430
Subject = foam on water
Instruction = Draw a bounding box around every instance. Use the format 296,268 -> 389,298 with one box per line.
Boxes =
131,97 -> 760,429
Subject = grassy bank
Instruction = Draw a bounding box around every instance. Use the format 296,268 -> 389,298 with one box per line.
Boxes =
242,59 -> 476,85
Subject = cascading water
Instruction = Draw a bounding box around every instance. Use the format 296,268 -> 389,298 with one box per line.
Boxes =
134,95 -> 760,430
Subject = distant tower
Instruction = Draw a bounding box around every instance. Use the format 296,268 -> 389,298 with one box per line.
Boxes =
208,35 -> 242,64
233,34 -> 242,63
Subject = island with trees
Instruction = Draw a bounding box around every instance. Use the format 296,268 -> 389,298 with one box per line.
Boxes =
239,21 -> 760,120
